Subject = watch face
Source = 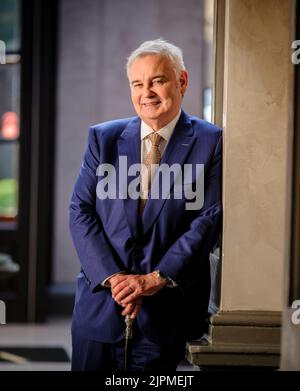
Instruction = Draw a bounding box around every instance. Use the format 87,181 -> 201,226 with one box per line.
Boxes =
155,270 -> 173,286
158,270 -> 166,279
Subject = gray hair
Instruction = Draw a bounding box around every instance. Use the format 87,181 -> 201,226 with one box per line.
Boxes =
126,38 -> 186,79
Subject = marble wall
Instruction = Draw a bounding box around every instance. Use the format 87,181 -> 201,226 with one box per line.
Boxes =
221,0 -> 294,311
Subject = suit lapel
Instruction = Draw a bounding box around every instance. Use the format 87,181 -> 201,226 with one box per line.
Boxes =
142,111 -> 196,235
117,117 -> 141,239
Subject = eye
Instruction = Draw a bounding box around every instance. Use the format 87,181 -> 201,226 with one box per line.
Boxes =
133,83 -> 143,88
153,79 -> 164,85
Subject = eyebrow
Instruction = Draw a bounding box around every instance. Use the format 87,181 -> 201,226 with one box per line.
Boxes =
131,80 -> 142,85
131,75 -> 167,85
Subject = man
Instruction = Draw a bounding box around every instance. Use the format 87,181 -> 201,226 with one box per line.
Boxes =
69,38 -> 222,371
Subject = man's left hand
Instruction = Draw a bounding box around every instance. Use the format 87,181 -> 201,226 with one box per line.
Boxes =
111,272 -> 166,305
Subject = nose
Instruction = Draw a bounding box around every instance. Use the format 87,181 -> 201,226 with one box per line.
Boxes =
142,84 -> 156,98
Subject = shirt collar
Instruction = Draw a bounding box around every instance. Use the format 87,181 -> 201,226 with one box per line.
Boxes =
140,110 -> 181,142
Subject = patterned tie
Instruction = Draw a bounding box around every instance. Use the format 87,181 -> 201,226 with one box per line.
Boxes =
139,132 -> 162,215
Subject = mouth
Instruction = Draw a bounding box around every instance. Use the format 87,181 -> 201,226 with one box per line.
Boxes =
142,101 -> 161,107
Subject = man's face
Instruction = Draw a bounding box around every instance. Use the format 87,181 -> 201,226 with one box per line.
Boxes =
128,54 -> 188,131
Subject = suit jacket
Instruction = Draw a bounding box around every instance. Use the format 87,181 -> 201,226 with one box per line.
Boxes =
69,110 -> 222,345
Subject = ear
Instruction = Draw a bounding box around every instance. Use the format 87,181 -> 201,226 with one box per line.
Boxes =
179,70 -> 188,95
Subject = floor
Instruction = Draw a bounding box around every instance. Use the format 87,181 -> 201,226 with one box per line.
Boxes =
0,317 -> 197,371
0,317 -> 71,371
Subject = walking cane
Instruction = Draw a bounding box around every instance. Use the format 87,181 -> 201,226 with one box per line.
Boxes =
124,315 -> 133,371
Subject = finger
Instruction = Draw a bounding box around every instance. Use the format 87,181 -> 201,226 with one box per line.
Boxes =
121,290 -> 139,305
111,280 -> 130,298
109,275 -> 129,289
111,274 -> 138,290
111,276 -> 136,296
130,298 -> 142,319
121,301 -> 134,316
114,286 -> 135,303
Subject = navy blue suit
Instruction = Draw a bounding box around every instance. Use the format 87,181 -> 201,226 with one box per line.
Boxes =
69,110 -> 222,369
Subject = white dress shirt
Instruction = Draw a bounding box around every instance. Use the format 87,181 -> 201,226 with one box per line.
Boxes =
140,109 -> 181,162
102,110 -> 181,287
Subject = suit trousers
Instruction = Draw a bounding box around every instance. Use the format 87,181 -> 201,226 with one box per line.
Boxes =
71,320 -> 186,371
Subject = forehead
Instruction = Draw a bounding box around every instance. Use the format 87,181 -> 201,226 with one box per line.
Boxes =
128,54 -> 175,79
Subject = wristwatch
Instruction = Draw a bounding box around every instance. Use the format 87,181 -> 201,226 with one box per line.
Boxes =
154,270 -> 173,287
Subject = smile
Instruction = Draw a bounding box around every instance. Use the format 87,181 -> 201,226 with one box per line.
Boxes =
142,101 -> 161,107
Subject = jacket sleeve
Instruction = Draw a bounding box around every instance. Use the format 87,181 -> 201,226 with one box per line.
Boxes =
155,132 -> 222,292
69,127 -> 125,292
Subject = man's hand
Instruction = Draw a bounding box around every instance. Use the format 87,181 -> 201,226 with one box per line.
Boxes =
109,272 -> 167,306
107,274 -> 144,319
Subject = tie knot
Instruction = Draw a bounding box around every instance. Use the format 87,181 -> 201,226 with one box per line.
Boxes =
148,132 -> 162,147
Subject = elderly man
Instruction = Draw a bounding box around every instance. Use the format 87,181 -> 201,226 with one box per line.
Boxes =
69,39 -> 222,371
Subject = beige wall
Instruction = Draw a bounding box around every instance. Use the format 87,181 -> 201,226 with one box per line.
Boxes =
221,0 -> 294,311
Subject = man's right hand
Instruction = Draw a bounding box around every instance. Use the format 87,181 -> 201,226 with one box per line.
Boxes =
107,273 -> 142,319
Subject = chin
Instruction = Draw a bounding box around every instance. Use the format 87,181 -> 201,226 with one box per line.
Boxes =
145,114 -> 161,120
141,112 -> 161,120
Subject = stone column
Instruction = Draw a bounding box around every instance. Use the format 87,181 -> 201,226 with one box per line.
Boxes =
188,0 -> 294,368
